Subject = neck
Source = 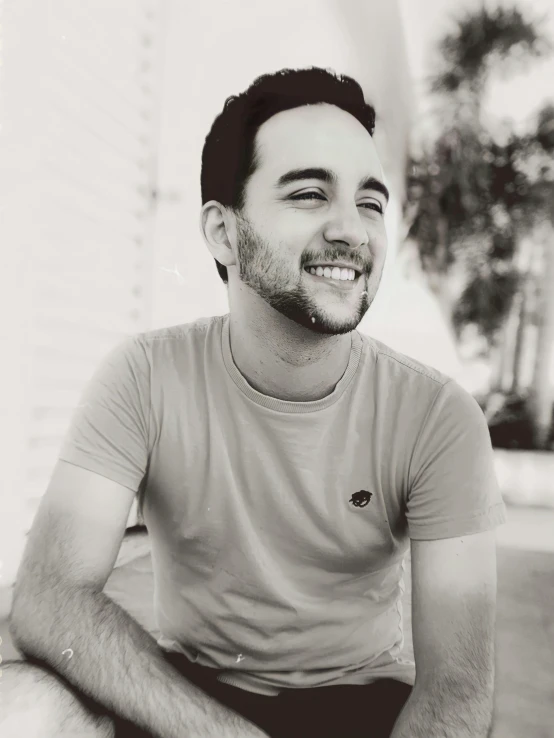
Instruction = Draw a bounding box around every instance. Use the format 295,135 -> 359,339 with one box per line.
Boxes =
228,308 -> 352,403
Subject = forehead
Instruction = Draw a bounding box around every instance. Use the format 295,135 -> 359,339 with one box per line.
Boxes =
252,103 -> 383,184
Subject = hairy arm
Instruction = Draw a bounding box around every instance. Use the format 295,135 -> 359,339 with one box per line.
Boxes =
390,531 -> 497,738
10,462 -> 267,738
13,584 -> 267,738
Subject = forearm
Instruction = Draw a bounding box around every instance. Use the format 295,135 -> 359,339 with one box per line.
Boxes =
11,584 -> 267,738
390,680 -> 493,738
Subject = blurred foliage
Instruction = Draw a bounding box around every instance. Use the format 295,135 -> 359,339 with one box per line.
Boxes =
406,4 -> 553,348
453,265 -> 520,340
536,102 -> 554,152
431,6 -> 549,94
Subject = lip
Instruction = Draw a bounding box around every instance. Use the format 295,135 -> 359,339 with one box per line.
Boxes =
304,269 -> 360,290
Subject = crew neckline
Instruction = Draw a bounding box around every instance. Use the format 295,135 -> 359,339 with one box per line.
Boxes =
220,313 -> 363,413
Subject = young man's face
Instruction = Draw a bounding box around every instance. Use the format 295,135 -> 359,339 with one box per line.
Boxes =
231,102 -> 389,335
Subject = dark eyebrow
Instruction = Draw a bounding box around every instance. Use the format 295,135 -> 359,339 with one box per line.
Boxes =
358,176 -> 390,204
275,167 -> 389,203
275,168 -> 336,188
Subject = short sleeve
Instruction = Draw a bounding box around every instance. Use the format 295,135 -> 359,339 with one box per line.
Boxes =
58,336 -> 150,492
406,380 -> 507,540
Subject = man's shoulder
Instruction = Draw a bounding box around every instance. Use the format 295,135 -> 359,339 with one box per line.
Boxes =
135,314 -> 225,347
361,332 -> 453,390
360,334 -> 487,438
111,315 -> 226,382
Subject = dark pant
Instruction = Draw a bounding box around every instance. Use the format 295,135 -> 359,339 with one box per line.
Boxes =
113,650 -> 413,738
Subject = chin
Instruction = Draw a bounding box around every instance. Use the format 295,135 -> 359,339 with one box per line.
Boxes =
307,294 -> 372,335
293,304 -> 369,335
309,322 -> 356,336
307,314 -> 365,335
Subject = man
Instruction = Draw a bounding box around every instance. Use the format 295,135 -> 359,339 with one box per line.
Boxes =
5,67 -> 506,738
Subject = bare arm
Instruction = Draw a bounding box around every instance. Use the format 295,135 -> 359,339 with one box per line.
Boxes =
390,531 -> 497,738
10,461 -> 268,738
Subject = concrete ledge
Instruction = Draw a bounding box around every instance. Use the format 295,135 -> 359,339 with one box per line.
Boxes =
493,449 -> 554,508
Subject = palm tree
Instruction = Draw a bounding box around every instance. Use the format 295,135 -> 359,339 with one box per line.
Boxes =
508,236 -> 534,393
406,4 -> 552,446
525,104 -> 554,448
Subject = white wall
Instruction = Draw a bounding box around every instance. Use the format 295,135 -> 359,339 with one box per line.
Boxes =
0,0 -> 166,612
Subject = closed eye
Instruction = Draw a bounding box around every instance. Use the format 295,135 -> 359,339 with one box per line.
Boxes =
360,202 -> 384,214
290,192 -> 325,202
290,192 -> 383,214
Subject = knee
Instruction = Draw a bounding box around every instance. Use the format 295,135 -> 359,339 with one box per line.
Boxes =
1,660 -> 115,738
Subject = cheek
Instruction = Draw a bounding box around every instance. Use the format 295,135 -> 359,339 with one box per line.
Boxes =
273,218 -> 315,246
371,225 -> 388,255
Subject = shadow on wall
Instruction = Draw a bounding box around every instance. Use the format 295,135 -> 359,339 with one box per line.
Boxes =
483,391 -> 554,451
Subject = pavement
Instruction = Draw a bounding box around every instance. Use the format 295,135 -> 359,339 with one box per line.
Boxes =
2,505 -> 553,737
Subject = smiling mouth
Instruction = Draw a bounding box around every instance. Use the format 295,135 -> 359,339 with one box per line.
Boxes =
303,268 -> 361,289
304,265 -> 360,278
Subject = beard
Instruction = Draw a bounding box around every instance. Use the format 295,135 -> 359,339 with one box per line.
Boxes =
233,213 -> 374,335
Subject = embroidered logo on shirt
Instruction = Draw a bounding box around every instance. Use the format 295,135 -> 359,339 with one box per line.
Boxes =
349,490 -> 373,508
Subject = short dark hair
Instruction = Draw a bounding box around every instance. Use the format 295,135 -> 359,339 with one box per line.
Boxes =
201,67 -> 377,285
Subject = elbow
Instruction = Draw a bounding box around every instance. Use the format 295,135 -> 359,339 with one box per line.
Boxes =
9,580 -> 52,654
9,592 -> 37,652
416,670 -> 495,731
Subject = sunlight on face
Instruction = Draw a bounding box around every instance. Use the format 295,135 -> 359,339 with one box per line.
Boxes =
231,103 -> 389,335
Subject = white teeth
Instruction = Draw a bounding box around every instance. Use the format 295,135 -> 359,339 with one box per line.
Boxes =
306,266 -> 356,281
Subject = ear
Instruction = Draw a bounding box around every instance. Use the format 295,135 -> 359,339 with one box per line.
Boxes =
200,201 -> 238,268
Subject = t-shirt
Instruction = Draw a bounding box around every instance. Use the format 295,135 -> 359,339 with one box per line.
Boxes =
59,313 -> 507,696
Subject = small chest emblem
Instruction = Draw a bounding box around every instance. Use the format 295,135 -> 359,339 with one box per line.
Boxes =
349,490 -> 373,508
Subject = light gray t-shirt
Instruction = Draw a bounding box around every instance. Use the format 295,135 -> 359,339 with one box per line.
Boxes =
59,313 -> 507,695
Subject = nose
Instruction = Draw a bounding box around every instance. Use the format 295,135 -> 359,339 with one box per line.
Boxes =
322,202 -> 369,251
